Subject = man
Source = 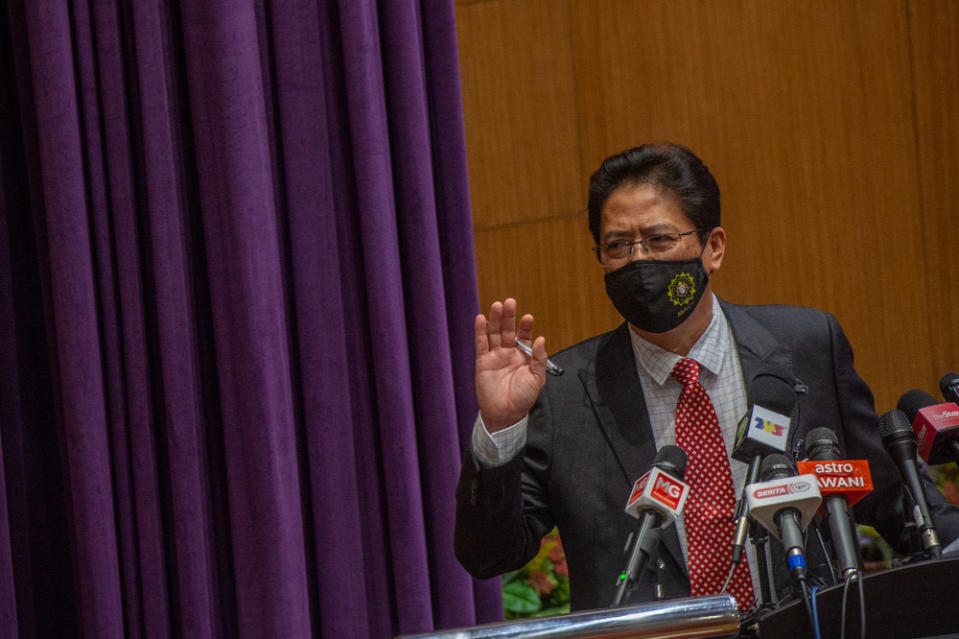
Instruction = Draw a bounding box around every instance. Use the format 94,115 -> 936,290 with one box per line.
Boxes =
454,143 -> 959,613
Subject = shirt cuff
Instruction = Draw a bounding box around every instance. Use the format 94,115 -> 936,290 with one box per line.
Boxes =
470,412 -> 528,468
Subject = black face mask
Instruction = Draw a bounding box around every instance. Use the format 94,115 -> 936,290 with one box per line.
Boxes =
604,257 -> 709,333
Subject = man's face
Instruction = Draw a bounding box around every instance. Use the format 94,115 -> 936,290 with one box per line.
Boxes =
598,183 -> 724,275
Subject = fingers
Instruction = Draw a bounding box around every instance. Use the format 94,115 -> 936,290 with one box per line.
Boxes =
474,313 -> 489,357
528,335 -> 548,378
478,298 -> 540,356
485,298 -> 518,349
516,313 -> 535,344
484,300 -> 502,349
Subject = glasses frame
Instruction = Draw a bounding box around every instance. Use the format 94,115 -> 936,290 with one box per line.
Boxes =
593,229 -> 705,264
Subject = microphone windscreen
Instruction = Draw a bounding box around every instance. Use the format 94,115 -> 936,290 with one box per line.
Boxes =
897,389 -> 938,423
749,375 -> 796,416
878,409 -> 914,446
940,372 -> 959,400
760,453 -> 794,481
805,426 -> 840,460
653,444 -> 687,480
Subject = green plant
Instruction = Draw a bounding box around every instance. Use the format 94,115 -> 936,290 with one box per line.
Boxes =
857,524 -> 897,571
502,528 -> 570,619
929,461 -> 959,505
857,460 -> 959,571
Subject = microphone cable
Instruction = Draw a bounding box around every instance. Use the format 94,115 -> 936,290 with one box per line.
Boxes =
839,571 -> 866,639
799,577 -> 821,639
719,562 -> 734,594
811,524 -> 838,585
856,573 -> 866,639
718,547 -> 749,613
808,584 -> 823,639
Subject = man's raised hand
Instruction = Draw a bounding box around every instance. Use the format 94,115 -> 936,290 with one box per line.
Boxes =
474,299 -> 548,433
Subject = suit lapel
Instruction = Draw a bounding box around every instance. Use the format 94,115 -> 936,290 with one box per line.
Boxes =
720,300 -> 803,598
579,323 -> 687,578
578,323 -> 657,489
720,300 -> 800,452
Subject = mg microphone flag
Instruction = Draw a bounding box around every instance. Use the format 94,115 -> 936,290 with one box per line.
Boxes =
625,466 -> 690,522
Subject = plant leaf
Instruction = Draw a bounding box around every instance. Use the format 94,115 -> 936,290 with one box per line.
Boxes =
502,580 -> 541,614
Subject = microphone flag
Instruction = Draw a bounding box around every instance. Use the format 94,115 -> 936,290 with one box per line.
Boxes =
913,402 -> 959,464
746,473 -> 822,539
796,459 -> 873,508
625,466 -> 690,523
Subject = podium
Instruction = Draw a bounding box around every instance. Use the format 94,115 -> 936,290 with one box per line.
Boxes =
750,557 -> 959,638
396,594 -> 740,638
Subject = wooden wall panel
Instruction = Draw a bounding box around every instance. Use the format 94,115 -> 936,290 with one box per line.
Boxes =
909,0 -> 959,392
571,0 -> 929,411
456,0 -> 606,353
454,0 -> 583,229
472,215 -> 621,352
455,0 -> 959,411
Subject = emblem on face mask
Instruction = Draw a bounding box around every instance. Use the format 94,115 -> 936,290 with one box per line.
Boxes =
667,272 -> 696,306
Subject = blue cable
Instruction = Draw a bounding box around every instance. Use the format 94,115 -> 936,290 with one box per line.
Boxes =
808,584 -> 822,639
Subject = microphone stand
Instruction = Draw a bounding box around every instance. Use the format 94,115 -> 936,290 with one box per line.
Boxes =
732,456 -> 763,564
741,517 -> 778,639
899,488 -> 929,563
749,518 -> 775,608
611,520 -> 663,606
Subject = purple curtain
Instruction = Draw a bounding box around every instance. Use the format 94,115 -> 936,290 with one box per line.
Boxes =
0,0 -> 503,636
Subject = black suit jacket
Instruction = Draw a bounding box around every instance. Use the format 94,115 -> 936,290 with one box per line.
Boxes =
455,300 -> 959,611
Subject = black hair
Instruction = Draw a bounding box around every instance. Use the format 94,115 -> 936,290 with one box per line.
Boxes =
587,143 -> 720,244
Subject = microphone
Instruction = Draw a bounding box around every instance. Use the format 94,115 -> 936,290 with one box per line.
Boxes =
940,372 -> 959,406
746,454 -> 821,581
730,376 -> 796,564
797,428 -> 870,580
877,409 -> 942,559
612,445 -> 689,606
897,388 -> 959,464
732,376 -> 796,464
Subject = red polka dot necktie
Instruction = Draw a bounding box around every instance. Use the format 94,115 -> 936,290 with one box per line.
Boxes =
671,357 -> 755,612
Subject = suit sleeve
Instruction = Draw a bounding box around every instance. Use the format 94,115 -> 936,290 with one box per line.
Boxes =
826,313 -> 959,551
454,385 -> 557,578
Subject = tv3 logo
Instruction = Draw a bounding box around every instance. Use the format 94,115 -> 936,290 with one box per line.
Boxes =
752,416 -> 785,437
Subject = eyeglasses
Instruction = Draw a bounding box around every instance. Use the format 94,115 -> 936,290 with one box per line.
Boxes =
593,229 -> 703,264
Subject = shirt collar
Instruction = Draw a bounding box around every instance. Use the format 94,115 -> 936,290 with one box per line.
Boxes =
629,294 -> 730,385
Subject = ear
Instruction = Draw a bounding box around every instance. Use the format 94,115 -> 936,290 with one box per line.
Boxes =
702,226 -> 726,275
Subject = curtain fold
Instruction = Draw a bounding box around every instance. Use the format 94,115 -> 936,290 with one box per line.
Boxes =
0,0 -> 503,636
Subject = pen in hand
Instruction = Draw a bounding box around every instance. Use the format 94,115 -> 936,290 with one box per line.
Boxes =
514,338 -> 564,376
